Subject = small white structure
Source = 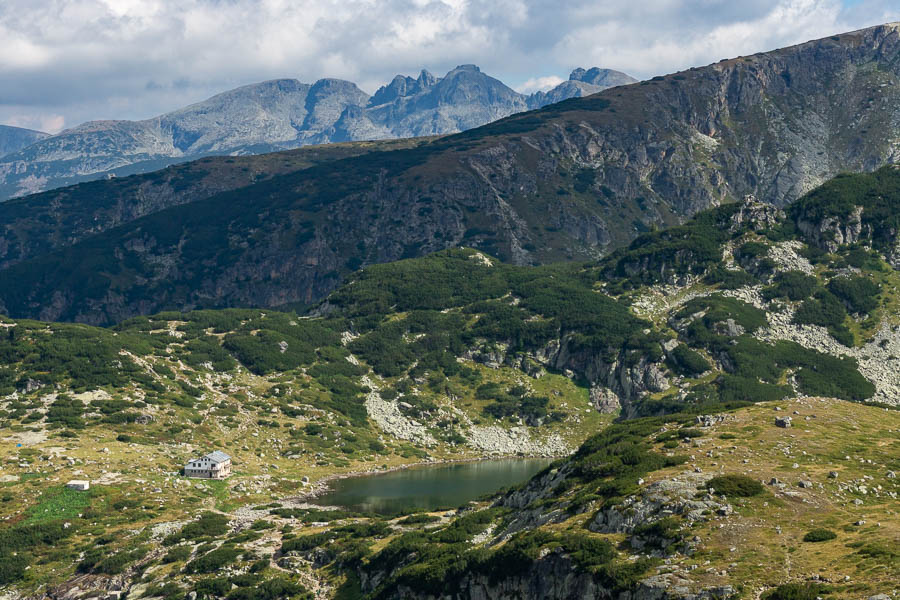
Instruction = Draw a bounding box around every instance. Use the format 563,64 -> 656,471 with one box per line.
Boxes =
184,451 -> 232,479
66,480 -> 90,491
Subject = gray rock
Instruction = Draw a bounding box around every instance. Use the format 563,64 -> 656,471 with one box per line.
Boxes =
775,416 -> 793,428
590,385 -> 621,414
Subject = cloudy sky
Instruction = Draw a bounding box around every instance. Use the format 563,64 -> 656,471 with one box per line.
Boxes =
1,0 -> 896,133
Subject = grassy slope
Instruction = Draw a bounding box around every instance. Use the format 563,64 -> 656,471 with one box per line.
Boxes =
359,399 -> 898,598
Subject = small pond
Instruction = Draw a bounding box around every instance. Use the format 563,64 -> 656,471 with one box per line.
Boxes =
314,458 -> 554,515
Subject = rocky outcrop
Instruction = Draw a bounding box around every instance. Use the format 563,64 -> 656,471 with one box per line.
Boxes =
796,204 -> 865,252
589,472 -> 727,551
528,68 -> 637,107
465,335 -> 669,420
729,195 -> 784,232
365,468 -> 739,600
590,385 -> 621,414
367,549 -> 734,600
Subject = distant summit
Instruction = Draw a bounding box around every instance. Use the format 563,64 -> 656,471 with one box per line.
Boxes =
0,124 -> 48,158
0,65 -> 635,199
529,67 -> 638,107
569,67 -> 636,87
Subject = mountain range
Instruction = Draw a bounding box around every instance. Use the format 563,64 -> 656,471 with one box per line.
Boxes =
0,66 -> 635,199
1,23 -> 898,325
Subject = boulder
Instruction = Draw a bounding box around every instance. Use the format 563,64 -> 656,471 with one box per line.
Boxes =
775,416 -> 792,428
590,385 -> 621,414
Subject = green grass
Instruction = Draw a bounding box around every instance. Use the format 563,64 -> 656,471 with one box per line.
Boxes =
24,486 -> 94,524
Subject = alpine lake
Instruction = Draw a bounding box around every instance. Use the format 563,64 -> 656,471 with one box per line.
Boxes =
313,458 -> 555,515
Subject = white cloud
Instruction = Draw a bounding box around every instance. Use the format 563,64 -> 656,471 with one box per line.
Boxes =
516,75 -> 565,94
4,113 -> 66,133
0,0 -> 896,130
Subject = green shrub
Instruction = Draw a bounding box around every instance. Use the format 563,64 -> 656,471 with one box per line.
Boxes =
789,166 -> 900,254
762,271 -> 818,301
735,241 -> 770,260
281,532 -> 337,553
79,547 -> 148,574
676,295 -> 767,338
433,508 -> 506,543
194,577 -> 232,598
398,514 -> 441,525
827,275 -> 880,314
794,289 -> 847,329
704,266 -> 757,289
667,345 -> 710,376
164,512 -> 230,545
226,577 -> 306,600
0,520 -> 74,554
163,545 -> 193,563
269,508 -> 362,522
0,551 -> 28,584
705,474 -> 764,497
761,583 -> 832,600
185,546 -> 242,574
631,516 -> 683,551
802,528 -> 836,543
855,541 -> 898,560
95,549 -> 148,574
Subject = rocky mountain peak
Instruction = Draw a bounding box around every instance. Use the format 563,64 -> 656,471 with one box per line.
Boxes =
568,66 -> 638,87
307,77 -> 367,98
369,74 -> 427,107
417,69 -> 437,86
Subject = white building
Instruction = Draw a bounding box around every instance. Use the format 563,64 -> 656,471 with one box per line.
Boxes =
184,451 -> 232,479
66,480 -> 90,491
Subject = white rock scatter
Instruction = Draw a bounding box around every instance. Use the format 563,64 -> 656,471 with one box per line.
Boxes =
361,374 -> 570,456
758,309 -> 900,405
362,376 -> 436,446
767,241 -> 815,275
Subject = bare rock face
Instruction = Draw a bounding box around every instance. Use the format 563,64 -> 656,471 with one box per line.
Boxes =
590,385 -> 621,414
729,195 -> 784,232
796,205 -> 865,252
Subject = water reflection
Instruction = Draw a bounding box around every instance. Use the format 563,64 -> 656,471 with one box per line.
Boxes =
314,458 -> 554,515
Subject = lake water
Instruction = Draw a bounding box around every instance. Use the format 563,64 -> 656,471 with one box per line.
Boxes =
314,458 -> 555,515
